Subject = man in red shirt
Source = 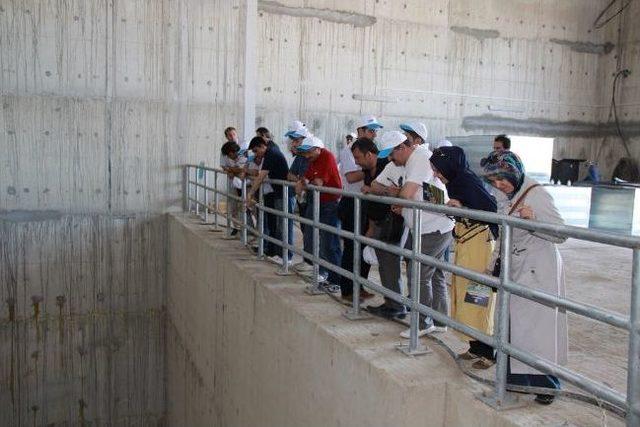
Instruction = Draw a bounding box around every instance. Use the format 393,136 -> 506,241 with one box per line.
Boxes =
294,137 -> 343,287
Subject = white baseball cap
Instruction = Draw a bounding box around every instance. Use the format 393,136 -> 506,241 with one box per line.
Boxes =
377,131 -> 407,158
357,115 -> 384,130
434,139 -> 452,149
284,120 -> 310,139
297,136 -> 325,152
399,122 -> 428,142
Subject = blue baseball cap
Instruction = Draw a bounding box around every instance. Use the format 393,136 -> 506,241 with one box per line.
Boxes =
377,131 -> 407,158
357,115 -> 384,130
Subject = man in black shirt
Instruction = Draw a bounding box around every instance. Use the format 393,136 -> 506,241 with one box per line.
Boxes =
351,138 -> 406,319
247,137 -> 290,260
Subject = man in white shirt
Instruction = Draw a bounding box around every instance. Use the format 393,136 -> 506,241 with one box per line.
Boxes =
387,136 -> 454,338
337,132 -> 374,300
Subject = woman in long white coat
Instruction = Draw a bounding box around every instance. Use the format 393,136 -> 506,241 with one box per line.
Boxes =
482,150 -> 568,405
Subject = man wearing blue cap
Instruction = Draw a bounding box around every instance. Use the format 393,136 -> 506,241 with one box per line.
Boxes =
399,121 -> 428,149
356,115 -> 384,140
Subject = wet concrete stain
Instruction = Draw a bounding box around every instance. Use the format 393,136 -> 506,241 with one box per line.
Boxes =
550,38 -> 615,55
450,26 -> 500,40
462,114 -> 640,138
258,1 -> 377,27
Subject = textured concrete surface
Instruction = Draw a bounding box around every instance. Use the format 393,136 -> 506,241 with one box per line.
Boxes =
2,0 -> 638,425
0,0 -> 244,424
167,214 -> 625,426
253,0 -> 632,165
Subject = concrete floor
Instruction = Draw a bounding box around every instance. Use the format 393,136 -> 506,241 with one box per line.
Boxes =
221,214 -> 632,425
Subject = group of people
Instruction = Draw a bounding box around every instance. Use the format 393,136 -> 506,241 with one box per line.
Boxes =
218,117 -> 568,405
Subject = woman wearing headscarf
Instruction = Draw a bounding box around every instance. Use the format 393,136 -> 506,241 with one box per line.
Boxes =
482,150 -> 568,405
430,146 -> 498,368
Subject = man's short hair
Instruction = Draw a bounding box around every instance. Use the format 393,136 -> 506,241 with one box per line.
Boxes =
494,134 -> 511,149
221,140 -> 240,156
248,136 -> 268,150
256,127 -> 271,139
224,126 -> 236,139
351,138 -> 379,155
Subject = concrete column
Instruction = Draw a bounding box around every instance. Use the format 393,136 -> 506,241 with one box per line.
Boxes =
243,0 -> 257,141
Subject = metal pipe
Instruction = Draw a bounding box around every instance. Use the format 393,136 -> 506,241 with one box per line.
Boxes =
257,185 -> 264,259
183,166 -> 189,212
241,178 -> 248,245
352,197 -> 362,315
312,189 -> 321,289
408,207 -> 422,352
281,185 -> 290,273
195,167 -> 200,216
203,169 -> 209,223
213,170 -> 219,230
626,249 -> 640,426
495,222 -> 512,406
226,176 -> 232,238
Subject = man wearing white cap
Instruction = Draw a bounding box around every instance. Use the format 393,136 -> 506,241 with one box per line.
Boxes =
356,115 -> 384,140
337,133 -> 369,299
293,137 -> 343,287
399,121 -> 428,149
377,131 -> 454,337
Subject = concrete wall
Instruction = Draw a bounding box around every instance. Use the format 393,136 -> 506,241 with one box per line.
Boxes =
254,0 -> 619,159
165,214 -> 504,427
0,0 -> 245,424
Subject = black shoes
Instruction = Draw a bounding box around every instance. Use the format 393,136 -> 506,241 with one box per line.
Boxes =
534,394 -> 555,405
367,303 -> 407,320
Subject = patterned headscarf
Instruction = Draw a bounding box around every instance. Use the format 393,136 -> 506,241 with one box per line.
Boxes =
481,150 -> 525,196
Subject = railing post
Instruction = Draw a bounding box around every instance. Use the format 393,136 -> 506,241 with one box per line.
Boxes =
203,169 -> 209,223
257,185 -> 264,259
195,166 -> 200,216
344,196 -> 369,320
306,188 -> 324,295
183,165 -> 189,212
277,184 -> 292,275
225,175 -> 233,238
626,249 -> 640,426
212,170 -> 221,232
241,177 -> 248,246
479,222 -> 523,409
398,207 -> 428,356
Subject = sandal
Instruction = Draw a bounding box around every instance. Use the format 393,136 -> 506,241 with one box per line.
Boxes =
458,351 -> 479,361
471,357 -> 495,370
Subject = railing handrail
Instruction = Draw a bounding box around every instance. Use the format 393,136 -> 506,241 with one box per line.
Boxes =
184,164 -> 640,425
188,164 -> 640,249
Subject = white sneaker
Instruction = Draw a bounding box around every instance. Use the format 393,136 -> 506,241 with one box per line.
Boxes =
293,262 -> 314,273
266,255 -> 283,265
400,325 -> 437,339
432,326 -> 448,333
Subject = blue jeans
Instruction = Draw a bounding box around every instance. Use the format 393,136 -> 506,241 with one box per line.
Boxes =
303,199 -> 342,284
287,196 -> 295,260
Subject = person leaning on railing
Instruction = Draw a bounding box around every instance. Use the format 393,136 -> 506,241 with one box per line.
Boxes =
293,136 -> 343,286
245,137 -> 290,262
430,146 -> 499,370
220,139 -> 247,237
385,134 -> 455,338
482,150 -> 569,405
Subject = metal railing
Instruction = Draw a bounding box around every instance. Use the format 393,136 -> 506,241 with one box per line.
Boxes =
184,164 -> 640,425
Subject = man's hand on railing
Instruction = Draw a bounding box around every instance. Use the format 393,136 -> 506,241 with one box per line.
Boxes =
295,179 -> 306,195
447,199 -> 463,208
361,185 -> 371,194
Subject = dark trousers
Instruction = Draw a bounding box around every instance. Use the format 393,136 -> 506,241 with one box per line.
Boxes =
337,197 -> 371,296
507,359 -> 560,392
264,194 -> 283,257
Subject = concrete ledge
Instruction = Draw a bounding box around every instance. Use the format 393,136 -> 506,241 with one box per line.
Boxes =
166,213 -> 620,427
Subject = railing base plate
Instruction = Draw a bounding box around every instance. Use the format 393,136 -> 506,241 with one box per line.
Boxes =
396,343 -> 431,356
343,309 -> 372,321
276,269 -> 294,276
476,391 -> 527,411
